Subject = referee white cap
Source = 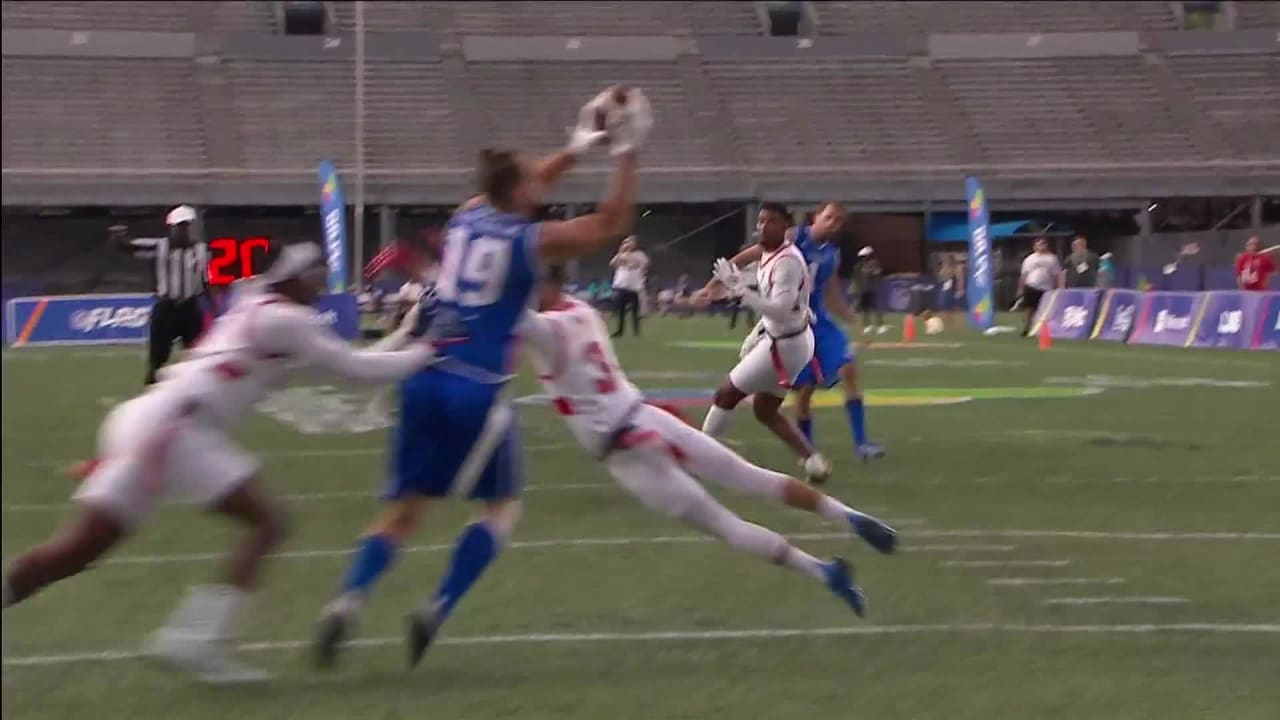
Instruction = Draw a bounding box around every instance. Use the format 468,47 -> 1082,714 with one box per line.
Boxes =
166,205 -> 197,226
858,246 -> 874,257
265,242 -> 325,284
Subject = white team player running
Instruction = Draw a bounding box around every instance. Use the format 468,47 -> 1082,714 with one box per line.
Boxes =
2,243 -> 438,684
522,266 -> 897,613
700,202 -> 831,483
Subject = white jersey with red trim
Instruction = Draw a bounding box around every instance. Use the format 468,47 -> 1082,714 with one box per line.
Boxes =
754,243 -> 811,338
521,297 -> 645,455
154,293 -> 433,427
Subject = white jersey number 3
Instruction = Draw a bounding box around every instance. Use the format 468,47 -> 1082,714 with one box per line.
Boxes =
437,228 -> 511,307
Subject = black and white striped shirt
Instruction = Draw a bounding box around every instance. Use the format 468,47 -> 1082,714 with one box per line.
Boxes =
129,237 -> 209,301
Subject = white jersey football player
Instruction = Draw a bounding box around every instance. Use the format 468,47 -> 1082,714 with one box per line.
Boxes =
523,266 -> 896,614
2,243 -> 437,684
699,202 -> 831,483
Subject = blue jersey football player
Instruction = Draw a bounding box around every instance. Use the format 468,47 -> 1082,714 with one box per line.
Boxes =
314,86 -> 651,669
721,202 -> 882,469
790,203 -> 883,463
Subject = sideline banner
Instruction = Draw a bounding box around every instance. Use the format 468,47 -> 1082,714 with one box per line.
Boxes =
1091,289 -> 1142,342
6,293 -> 359,347
964,176 -> 994,330
1128,292 -> 1207,347
1030,289 -> 1100,340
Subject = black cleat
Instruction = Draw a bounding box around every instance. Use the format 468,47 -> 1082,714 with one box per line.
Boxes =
852,515 -> 898,555
406,604 -> 444,669
314,611 -> 352,670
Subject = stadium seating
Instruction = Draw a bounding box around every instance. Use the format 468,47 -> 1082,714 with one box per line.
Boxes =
0,0 -> 192,31
1,57 -> 207,172
1235,0 -> 1280,29
936,57 -> 1193,166
1168,55 -> 1280,159
703,59 -> 956,170
812,1 -> 1178,34
224,60 -> 356,169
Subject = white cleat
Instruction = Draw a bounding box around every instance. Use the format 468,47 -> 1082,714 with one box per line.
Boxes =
876,325 -> 890,335
803,453 -> 832,486
146,629 -> 270,685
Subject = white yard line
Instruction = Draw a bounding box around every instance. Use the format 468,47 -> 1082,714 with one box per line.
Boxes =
21,443 -> 572,468
97,536 -> 1008,566
941,560 -> 1072,568
1043,597 -> 1191,606
5,622 -> 1277,668
989,577 -> 1126,586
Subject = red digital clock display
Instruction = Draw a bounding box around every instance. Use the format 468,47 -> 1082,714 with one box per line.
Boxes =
207,236 -> 273,286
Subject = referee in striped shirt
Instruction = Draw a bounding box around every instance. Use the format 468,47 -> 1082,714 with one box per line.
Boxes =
111,205 -> 211,384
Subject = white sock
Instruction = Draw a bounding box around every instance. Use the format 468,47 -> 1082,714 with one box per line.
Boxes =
702,405 -> 733,438
778,545 -> 828,583
167,585 -> 246,641
817,495 -> 865,524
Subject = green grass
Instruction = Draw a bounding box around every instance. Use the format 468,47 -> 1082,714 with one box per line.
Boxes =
4,315 -> 1279,719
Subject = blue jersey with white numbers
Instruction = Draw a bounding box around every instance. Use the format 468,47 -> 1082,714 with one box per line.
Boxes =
794,225 -> 840,326
424,203 -> 540,382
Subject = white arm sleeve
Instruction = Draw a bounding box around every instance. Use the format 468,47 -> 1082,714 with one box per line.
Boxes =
257,306 -> 433,384
740,256 -> 803,319
517,311 -> 568,375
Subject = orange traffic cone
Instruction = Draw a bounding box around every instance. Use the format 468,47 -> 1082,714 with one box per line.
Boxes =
1038,320 -> 1053,350
903,314 -> 917,344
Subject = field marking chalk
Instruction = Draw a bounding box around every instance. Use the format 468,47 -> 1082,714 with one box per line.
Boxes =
5,623 -> 1277,667
989,577 -> 1126,586
942,560 -> 1072,568
1042,597 -> 1190,605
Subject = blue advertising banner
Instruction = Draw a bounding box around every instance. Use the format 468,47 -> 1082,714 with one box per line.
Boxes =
1091,289 -> 1142,342
6,293 -> 359,347
318,160 -> 349,294
1030,289 -> 1100,340
1189,291 -> 1259,350
964,176 -> 994,330
1128,292 -> 1207,347
1250,292 -> 1280,351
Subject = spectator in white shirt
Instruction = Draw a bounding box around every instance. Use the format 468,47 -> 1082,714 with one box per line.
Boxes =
610,236 -> 649,337
1018,237 -> 1062,336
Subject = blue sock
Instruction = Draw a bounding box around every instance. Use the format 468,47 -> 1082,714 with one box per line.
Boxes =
341,534 -> 398,595
798,417 -> 813,443
432,522 -> 499,620
845,399 -> 868,445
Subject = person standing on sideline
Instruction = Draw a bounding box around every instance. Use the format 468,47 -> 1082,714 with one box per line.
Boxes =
110,205 -> 211,385
610,235 -> 648,337
1236,235 -> 1278,291
1060,235 -> 1100,289
1018,237 -> 1061,336
853,246 -> 885,334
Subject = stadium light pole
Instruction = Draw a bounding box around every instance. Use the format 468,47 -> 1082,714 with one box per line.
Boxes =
353,0 -> 366,291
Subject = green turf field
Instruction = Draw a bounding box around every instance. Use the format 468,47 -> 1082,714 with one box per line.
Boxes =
3,315 -> 1278,719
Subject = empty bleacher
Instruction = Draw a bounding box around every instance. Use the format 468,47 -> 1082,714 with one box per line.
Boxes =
0,0 -> 192,31
223,60 -> 355,169
1235,0 -> 1280,29
703,59 -> 956,171
937,57 -> 1197,166
1169,54 -> 1280,158
813,1 -> 1178,34
363,61 -> 467,170
1,57 -> 207,172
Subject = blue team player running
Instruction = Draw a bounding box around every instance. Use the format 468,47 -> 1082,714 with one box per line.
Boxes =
725,202 -> 883,469
313,86 -> 652,669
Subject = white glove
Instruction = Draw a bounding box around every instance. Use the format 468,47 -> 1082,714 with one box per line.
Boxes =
712,257 -> 742,294
565,90 -> 614,156
608,87 -> 653,157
